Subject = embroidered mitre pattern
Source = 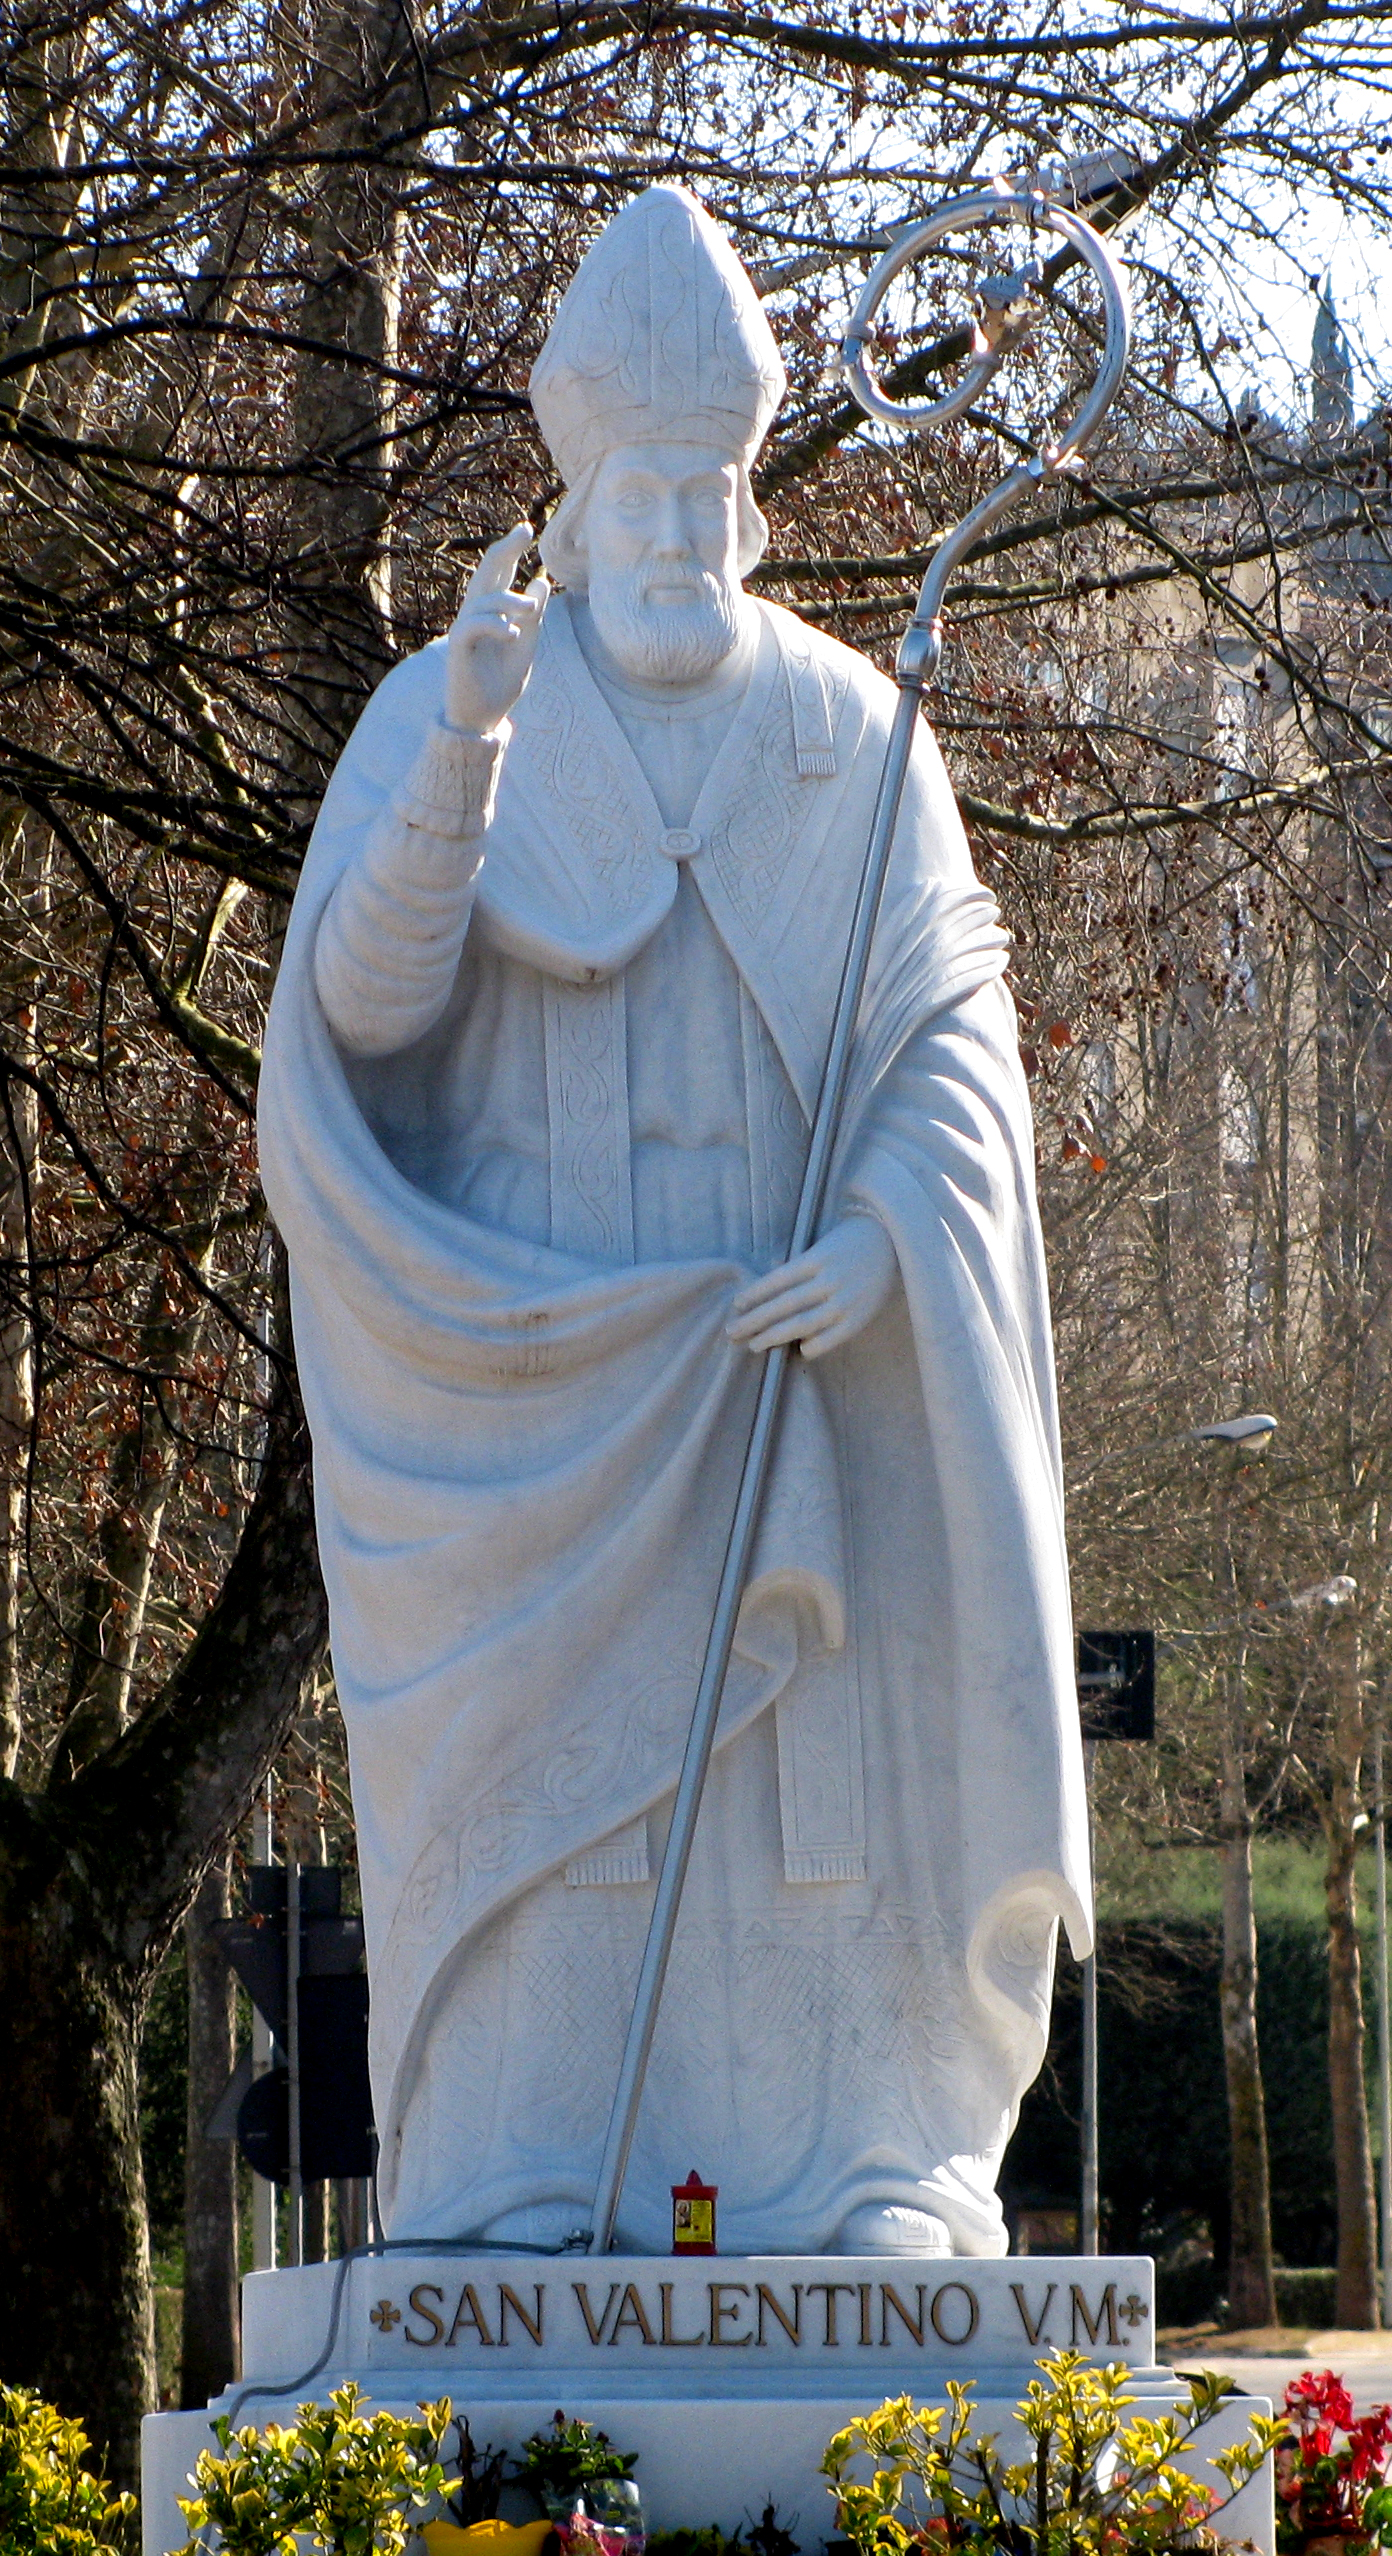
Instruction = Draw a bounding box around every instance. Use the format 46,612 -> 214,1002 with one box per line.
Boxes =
530,184 -> 786,480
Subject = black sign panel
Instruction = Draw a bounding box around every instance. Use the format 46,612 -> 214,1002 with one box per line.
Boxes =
236,2067 -> 290,2183
215,1865 -> 374,2181
214,1916 -> 288,2045
214,1892 -> 364,2048
235,1980 -> 373,2183
1076,1628 -> 1155,1741
247,1865 -> 343,1919
299,1974 -> 373,2180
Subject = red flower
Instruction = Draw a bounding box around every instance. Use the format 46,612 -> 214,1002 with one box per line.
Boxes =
1276,2373 -> 1392,2551
1344,2409 -> 1392,2484
1287,2372 -> 1357,2430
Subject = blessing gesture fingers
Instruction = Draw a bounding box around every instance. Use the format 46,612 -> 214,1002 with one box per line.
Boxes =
445,522 -> 550,737
726,1212 -> 898,1360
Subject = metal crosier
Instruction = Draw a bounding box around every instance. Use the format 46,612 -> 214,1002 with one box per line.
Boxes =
585,183 -> 1131,2257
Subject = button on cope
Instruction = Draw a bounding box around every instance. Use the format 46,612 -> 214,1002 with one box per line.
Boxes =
657,827 -> 700,860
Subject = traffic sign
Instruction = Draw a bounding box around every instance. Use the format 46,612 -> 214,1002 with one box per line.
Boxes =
1076,1628 -> 1155,1741
209,1865 -> 373,2184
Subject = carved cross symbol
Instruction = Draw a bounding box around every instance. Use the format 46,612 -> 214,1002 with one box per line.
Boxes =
1121,2293 -> 1148,2329
370,2299 -> 401,2331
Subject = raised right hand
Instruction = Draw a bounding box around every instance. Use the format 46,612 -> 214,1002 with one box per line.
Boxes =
445,523 -> 549,735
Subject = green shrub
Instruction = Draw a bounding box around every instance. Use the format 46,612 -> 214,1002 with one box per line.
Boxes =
821,2351 -> 1278,2556
0,2385 -> 136,2556
177,2382 -> 449,2556
1006,1915 -> 1344,2268
1155,2253 -> 1222,2329
647,2513 -> 798,2556
1273,2269 -> 1339,2328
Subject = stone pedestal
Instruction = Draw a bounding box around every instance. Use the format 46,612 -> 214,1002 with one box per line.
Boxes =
141,2252 -> 1273,2555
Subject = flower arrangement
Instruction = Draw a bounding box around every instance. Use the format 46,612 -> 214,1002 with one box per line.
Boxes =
820,2349 -> 1280,2556
516,2411 -> 644,2556
516,2412 -> 638,2508
1276,2371 -> 1392,2554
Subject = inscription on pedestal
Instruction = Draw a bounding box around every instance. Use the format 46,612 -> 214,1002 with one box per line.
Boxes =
333,2256 -> 1154,2372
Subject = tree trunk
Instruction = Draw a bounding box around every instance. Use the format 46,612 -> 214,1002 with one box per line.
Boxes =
1218,1671 -> 1277,2328
0,9 -> 93,425
181,1856 -> 240,2407
0,1801 -> 154,2490
283,0 -> 407,786
0,811 -> 41,1778
0,1379 -> 326,2483
56,1225 -> 224,1779
1328,1819 -> 1379,2324
303,2180 -> 330,2265
335,2177 -> 368,2250
0,0 -> 410,2404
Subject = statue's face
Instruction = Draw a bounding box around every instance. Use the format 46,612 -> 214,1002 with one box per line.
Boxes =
576,440 -> 748,686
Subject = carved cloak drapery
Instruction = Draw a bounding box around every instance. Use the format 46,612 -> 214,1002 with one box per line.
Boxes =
258,600 -> 1092,2253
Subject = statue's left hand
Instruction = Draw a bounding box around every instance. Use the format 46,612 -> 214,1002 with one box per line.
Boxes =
726,1213 -> 897,1360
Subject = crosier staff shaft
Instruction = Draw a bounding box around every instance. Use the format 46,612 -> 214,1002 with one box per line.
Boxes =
588,186 -> 1130,2257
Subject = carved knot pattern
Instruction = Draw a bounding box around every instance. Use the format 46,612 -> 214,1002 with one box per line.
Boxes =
518,656 -> 648,921
544,977 -> 634,1262
705,652 -> 849,935
380,1660 -> 707,2024
496,1918 -> 971,2182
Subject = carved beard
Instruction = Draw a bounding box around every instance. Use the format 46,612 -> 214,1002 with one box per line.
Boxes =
586,560 -> 746,685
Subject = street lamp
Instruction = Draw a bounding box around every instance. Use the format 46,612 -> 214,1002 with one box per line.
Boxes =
1286,1574 -> 1358,1611
1190,1412 -> 1280,1458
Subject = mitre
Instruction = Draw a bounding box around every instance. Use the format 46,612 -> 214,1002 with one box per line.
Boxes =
530,183 -> 786,484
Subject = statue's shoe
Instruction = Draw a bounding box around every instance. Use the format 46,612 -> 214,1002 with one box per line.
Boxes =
836,2203 -> 952,2257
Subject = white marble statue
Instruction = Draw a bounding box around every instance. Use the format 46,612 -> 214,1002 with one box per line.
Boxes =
259,183 -> 1092,2260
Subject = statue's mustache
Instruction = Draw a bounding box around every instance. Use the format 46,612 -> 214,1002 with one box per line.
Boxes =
635,566 -> 720,603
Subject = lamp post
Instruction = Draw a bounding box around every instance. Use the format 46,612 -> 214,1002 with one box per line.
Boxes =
1198,1413 -> 1281,2331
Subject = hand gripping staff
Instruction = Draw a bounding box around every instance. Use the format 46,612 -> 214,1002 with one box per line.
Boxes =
587,183 -> 1131,2255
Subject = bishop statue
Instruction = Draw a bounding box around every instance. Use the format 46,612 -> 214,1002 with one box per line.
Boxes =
259,185 -> 1091,2260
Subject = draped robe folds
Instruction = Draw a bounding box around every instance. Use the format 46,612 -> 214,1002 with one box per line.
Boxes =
258,596 -> 1092,2256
